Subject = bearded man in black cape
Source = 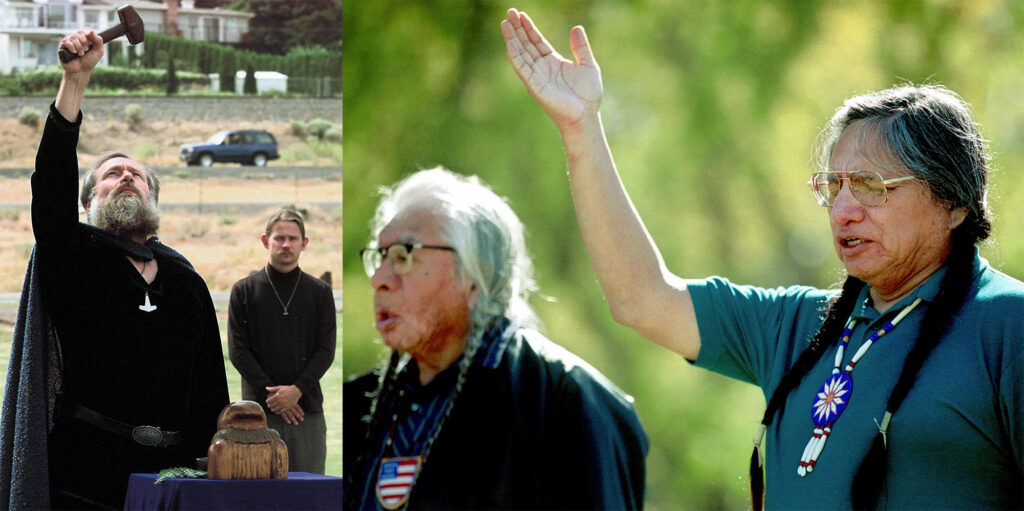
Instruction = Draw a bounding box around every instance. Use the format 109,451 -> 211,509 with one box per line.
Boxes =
0,28 -> 229,510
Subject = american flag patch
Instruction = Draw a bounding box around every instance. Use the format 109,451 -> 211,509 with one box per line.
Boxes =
376,456 -> 421,510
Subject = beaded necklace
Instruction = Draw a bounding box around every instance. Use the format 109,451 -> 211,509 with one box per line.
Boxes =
796,297 -> 922,476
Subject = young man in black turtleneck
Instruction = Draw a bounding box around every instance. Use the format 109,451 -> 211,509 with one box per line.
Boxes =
227,208 -> 337,473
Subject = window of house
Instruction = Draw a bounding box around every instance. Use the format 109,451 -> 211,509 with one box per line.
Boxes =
85,11 -> 98,27
16,8 -> 33,27
47,5 -> 66,28
204,18 -> 219,41
21,39 -> 37,59
223,18 -> 235,40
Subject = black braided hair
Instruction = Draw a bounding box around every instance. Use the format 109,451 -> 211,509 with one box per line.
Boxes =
850,228 -> 976,509
750,275 -> 865,511
343,349 -> 402,510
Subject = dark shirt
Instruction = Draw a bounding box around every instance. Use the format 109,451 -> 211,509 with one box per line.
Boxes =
345,321 -> 649,510
32,104 -> 229,509
227,265 -> 336,413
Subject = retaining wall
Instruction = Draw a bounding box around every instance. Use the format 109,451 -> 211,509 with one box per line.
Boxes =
0,96 -> 342,123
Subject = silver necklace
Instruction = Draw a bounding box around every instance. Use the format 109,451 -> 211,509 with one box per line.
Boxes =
137,259 -> 157,312
265,265 -> 301,316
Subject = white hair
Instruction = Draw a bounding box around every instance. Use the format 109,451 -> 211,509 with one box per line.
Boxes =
370,166 -> 540,334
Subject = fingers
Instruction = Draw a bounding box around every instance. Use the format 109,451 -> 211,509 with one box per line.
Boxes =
569,25 -> 597,68
519,11 -> 556,59
280,408 -> 296,425
278,406 -> 304,426
266,394 -> 283,412
503,9 -> 553,62
61,29 -> 97,57
87,29 -> 104,49
60,34 -> 84,57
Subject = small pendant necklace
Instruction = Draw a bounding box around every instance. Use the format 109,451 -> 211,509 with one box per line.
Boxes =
137,259 -> 157,313
265,266 -> 301,316
797,297 -> 922,477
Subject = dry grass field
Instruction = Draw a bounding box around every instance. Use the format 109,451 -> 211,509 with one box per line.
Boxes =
0,175 -> 341,293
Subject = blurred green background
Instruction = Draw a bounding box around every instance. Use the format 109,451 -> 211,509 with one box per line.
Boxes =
342,1 -> 1024,509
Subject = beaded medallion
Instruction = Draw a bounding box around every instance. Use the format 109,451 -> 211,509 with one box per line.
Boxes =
797,297 -> 922,477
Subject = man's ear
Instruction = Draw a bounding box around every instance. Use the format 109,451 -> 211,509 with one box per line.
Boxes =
261,233 -> 270,249
949,207 -> 968,230
302,237 -> 310,250
467,282 -> 481,310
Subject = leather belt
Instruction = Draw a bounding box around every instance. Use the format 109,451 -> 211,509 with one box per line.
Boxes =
67,402 -> 182,447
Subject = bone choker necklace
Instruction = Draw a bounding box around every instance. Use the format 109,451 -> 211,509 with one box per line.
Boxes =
796,297 -> 922,476
265,265 -> 301,316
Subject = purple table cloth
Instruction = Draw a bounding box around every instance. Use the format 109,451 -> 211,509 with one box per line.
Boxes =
124,472 -> 342,510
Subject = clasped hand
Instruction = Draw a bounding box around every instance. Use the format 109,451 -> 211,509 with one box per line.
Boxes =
266,385 -> 304,425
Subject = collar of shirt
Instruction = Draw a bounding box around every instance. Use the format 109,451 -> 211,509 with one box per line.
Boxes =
851,245 -> 985,326
354,318 -> 515,510
384,317 -> 513,455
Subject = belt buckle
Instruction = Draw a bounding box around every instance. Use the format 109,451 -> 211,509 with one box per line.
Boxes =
132,425 -> 165,446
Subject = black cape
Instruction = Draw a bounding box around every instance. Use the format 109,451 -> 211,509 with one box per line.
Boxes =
0,231 -> 212,510
345,327 -> 649,510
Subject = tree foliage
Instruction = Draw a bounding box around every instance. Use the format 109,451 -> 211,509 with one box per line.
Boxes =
18,66 -> 208,92
218,51 -> 235,93
140,32 -> 341,95
342,2 -> 1024,509
243,61 -> 257,94
166,55 -> 178,95
244,0 -> 342,54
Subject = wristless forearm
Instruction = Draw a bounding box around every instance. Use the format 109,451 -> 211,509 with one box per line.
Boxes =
55,72 -> 89,122
560,114 -> 668,306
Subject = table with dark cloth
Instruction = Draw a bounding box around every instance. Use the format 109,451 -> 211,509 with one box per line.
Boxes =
124,472 -> 342,510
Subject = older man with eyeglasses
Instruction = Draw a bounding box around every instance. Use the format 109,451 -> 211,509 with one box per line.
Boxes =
504,8 -> 1023,510
343,167 -> 648,510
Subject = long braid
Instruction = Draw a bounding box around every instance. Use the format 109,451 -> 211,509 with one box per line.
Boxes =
365,350 -> 403,443
850,230 -> 976,509
750,276 -> 866,511
344,350 -> 402,510
403,314 -> 495,508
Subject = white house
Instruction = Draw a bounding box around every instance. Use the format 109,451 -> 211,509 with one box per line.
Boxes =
0,0 -> 252,74
170,0 -> 252,44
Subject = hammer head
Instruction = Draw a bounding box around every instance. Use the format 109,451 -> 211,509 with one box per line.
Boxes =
117,5 -> 145,45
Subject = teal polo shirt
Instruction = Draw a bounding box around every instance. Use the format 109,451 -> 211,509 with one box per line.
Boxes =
690,250 -> 1023,509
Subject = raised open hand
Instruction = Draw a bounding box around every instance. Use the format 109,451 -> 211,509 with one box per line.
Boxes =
502,8 -> 602,129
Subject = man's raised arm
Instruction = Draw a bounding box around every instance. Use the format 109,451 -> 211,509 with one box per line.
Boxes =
31,29 -> 105,240
55,29 -> 103,122
501,8 -> 702,360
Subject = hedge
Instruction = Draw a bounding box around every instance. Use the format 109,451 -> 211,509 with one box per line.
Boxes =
18,66 -> 210,92
142,32 -> 340,95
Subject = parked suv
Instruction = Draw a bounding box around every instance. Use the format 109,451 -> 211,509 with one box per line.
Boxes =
179,129 -> 280,167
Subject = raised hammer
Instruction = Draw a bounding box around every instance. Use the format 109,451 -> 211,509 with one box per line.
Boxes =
58,5 -> 145,63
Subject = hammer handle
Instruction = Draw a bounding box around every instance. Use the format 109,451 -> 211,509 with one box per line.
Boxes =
57,24 -> 129,63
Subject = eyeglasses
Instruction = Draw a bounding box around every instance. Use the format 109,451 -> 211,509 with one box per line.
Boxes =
359,243 -> 456,278
808,171 -> 917,207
